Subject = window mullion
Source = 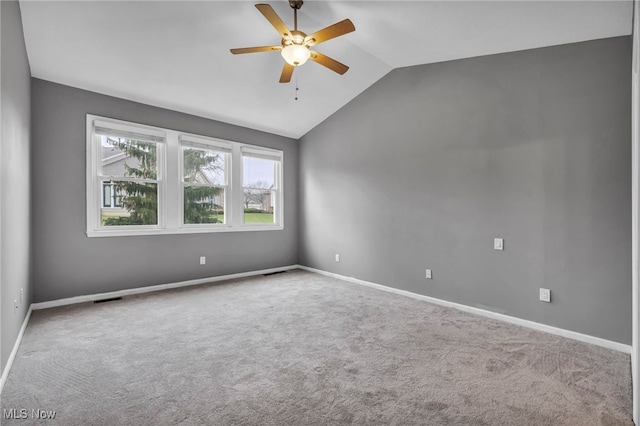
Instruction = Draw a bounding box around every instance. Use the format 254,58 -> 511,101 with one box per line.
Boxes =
231,144 -> 244,227
165,132 -> 179,230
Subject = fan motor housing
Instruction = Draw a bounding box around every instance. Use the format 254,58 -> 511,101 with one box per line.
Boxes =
291,30 -> 307,45
289,1 -> 303,10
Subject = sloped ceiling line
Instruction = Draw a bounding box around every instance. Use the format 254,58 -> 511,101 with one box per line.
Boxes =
19,0 -> 633,139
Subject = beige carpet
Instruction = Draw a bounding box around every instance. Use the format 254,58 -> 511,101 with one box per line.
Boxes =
0,269 -> 632,425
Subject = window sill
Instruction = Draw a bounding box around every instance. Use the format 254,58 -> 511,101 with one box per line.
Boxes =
86,225 -> 284,238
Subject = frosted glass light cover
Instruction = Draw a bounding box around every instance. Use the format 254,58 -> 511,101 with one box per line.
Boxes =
281,44 -> 310,66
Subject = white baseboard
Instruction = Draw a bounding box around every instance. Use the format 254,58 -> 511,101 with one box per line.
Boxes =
0,305 -> 33,395
297,265 -> 632,355
31,265 -> 299,310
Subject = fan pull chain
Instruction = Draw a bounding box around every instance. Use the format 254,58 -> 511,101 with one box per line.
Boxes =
295,80 -> 300,101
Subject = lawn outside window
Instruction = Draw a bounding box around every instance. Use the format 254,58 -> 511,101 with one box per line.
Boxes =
86,115 -> 283,237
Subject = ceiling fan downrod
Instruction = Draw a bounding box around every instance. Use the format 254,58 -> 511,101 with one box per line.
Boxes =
289,1 -> 303,31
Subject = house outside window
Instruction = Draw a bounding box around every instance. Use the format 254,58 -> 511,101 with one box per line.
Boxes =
102,182 -> 122,208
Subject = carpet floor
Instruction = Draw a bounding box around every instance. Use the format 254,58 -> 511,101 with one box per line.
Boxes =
0,269 -> 632,425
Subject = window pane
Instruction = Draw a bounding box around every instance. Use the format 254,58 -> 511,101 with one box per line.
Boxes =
243,189 -> 274,224
101,136 -> 158,178
184,186 -> 224,224
183,147 -> 225,185
243,156 -> 275,188
100,180 -> 158,226
102,183 -> 112,207
243,155 -> 279,225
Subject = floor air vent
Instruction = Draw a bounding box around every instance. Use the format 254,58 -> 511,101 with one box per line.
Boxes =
263,270 -> 287,276
94,297 -> 123,304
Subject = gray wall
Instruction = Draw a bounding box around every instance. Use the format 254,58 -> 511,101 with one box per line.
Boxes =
1,0 -> 32,372
31,79 -> 298,303
299,36 -> 632,344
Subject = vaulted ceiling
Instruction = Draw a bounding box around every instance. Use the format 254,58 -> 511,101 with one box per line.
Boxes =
19,1 -> 633,139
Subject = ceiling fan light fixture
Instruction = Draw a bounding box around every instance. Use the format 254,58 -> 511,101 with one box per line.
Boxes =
230,3 -> 355,82
281,44 -> 310,66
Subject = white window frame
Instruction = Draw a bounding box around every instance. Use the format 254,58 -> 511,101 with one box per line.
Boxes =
179,135 -> 231,228
86,115 -> 284,237
241,147 -> 284,227
86,117 -> 166,236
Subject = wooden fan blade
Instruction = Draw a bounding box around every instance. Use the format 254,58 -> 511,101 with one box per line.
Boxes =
279,62 -> 295,83
230,46 -> 282,55
304,19 -> 355,46
309,51 -> 349,75
256,4 -> 291,39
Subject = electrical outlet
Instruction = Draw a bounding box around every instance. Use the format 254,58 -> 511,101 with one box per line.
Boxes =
539,288 -> 551,303
494,238 -> 504,250
335,254 -> 340,262
425,269 -> 432,279
199,256 -> 206,265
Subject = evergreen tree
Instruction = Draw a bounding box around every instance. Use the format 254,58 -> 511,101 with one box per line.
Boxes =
103,139 -> 222,226
182,148 -> 223,224
103,138 -> 158,226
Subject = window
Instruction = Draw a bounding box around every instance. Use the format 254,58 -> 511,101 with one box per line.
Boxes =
86,115 -> 283,237
180,138 -> 230,225
242,149 -> 281,225
88,120 -> 165,232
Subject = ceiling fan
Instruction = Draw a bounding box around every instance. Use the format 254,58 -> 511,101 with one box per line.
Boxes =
230,1 -> 355,83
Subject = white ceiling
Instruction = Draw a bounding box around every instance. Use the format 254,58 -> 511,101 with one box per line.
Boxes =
19,1 -> 633,139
